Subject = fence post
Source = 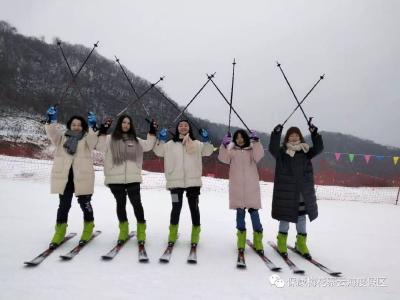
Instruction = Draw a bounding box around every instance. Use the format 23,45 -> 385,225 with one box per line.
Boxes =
396,186 -> 400,205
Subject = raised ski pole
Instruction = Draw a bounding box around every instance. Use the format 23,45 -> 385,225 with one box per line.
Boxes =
282,74 -> 325,126
153,88 -> 201,131
208,74 -> 251,133
172,73 -> 215,123
114,56 -> 164,118
276,61 -> 312,126
57,40 -> 99,103
228,58 -> 236,134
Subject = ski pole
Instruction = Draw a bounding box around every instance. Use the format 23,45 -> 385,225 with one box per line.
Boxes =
276,61 -> 311,125
208,74 -> 251,133
282,74 -> 325,126
228,58 -> 236,135
172,73 -> 215,123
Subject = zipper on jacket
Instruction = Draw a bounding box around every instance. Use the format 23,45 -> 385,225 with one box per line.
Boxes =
124,142 -> 127,184
182,143 -> 186,187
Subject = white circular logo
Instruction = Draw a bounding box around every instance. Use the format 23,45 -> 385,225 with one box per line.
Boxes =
269,274 -> 285,288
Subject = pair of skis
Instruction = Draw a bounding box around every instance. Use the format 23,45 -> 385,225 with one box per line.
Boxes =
101,231 -> 149,262
235,240 -> 341,277
236,240 -> 281,271
159,243 -> 198,264
268,241 -> 342,277
24,231 -> 103,266
24,231 -> 149,266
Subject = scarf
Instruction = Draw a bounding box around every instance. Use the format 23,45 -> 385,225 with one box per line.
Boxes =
285,141 -> 310,157
63,130 -> 85,155
181,134 -> 196,154
110,135 -> 143,166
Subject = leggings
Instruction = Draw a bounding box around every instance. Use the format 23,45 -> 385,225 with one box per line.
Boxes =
56,168 -> 94,223
169,187 -> 201,226
108,183 -> 145,223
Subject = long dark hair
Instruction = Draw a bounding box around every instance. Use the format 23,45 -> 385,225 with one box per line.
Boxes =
283,127 -> 305,145
112,114 -> 138,141
233,129 -> 250,148
66,115 -> 88,133
172,119 -> 196,142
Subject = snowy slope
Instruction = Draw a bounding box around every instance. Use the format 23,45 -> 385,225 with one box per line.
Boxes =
0,156 -> 399,300
0,113 -> 48,147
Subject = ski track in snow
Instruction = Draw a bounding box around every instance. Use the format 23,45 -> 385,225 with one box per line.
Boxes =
0,155 -> 399,300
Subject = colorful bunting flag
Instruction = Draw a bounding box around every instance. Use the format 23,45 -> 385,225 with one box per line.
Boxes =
364,155 -> 371,164
349,154 -> 355,162
394,156 -> 399,165
335,153 -> 341,161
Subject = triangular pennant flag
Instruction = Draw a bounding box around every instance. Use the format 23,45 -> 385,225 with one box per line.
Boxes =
364,155 -> 371,164
394,156 -> 399,165
335,153 -> 341,161
376,155 -> 385,161
349,154 -> 355,162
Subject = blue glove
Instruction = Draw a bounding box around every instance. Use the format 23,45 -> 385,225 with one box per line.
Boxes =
199,128 -> 209,143
158,128 -> 168,142
87,111 -> 97,129
46,106 -> 58,123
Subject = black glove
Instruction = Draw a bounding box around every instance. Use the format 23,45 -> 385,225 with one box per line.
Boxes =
274,124 -> 283,133
149,120 -> 158,135
309,124 -> 318,134
99,118 -> 113,135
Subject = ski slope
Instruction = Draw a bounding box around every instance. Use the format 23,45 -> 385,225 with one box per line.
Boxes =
0,156 -> 399,300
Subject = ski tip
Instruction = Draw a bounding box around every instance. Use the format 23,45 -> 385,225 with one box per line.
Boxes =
24,262 -> 38,267
236,264 -> 246,269
159,258 -> 170,263
101,256 -> 113,261
294,269 -> 305,274
272,267 -> 282,272
59,255 -> 72,261
331,272 -> 342,277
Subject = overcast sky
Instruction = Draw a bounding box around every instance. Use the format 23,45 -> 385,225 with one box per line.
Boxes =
1,0 -> 399,147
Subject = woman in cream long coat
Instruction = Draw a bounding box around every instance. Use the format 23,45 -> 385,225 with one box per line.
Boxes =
96,114 -> 157,247
45,107 -> 100,248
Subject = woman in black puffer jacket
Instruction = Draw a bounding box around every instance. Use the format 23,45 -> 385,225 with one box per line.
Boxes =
269,124 -> 323,259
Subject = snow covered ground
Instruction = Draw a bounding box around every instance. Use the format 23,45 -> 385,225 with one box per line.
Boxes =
0,155 -> 399,300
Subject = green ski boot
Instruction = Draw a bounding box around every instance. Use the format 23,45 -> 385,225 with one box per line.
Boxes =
295,233 -> 312,259
237,230 -> 246,250
277,232 -> 288,257
253,231 -> 264,254
118,221 -> 129,244
50,223 -> 68,248
168,224 -> 179,244
79,221 -> 94,245
191,225 -> 201,245
137,222 -> 146,244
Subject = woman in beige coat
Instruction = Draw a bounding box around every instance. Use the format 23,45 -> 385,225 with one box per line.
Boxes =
45,107 -> 100,248
96,114 -> 157,249
153,120 -> 214,251
218,129 -> 265,263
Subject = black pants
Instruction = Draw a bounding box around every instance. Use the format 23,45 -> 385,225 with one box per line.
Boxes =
56,169 -> 94,224
108,183 -> 145,223
170,187 -> 201,226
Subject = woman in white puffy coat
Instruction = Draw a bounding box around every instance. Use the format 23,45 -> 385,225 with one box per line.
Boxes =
153,120 -> 214,248
96,114 -> 157,246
